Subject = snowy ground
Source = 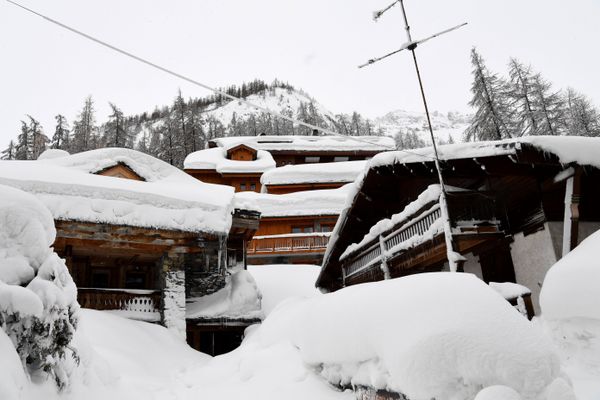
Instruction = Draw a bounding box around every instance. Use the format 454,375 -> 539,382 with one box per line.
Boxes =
2,182 -> 599,400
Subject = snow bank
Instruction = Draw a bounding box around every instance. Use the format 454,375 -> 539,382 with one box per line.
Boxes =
186,270 -> 263,320
248,264 -> 321,316
540,230 -> 600,321
183,147 -> 276,173
235,185 -> 351,218
260,160 -> 367,187
490,282 -> 531,300
0,148 -> 235,234
538,230 -> 600,399
211,134 -> 395,152
257,273 -> 564,400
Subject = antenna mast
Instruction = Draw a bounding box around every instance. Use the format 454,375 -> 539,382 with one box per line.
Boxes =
360,0 -> 467,272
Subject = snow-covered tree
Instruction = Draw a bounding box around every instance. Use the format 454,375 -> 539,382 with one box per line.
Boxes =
104,102 -> 130,148
15,121 -> 30,160
531,74 -> 565,136
51,115 -> 70,150
1,140 -> 16,160
565,88 -> 600,137
395,130 -> 427,150
507,59 -> 540,136
72,96 -> 97,152
465,48 -> 515,141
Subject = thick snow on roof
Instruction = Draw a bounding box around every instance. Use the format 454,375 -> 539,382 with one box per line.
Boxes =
183,147 -> 276,173
37,148 -> 70,160
211,135 -> 396,152
370,136 -> 600,170
0,148 -> 235,234
235,185 -> 351,218
186,270 -> 263,320
260,160 -> 367,186
257,272 -> 567,400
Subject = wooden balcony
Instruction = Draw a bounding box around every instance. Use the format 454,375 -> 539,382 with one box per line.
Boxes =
78,288 -> 161,316
341,190 -> 504,285
247,233 -> 330,255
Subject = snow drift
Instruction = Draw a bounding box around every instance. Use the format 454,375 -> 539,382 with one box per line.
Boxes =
254,273 -> 565,400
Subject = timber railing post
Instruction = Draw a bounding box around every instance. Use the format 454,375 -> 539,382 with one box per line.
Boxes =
378,234 -> 391,280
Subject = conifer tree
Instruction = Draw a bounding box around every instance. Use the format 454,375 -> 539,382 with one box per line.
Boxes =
27,115 -> 49,159
72,96 -> 97,152
507,59 -> 539,136
465,48 -> 515,141
531,74 -> 565,136
52,115 -> 70,150
565,88 -> 600,137
104,103 -> 128,147
1,140 -> 16,160
15,121 -> 30,160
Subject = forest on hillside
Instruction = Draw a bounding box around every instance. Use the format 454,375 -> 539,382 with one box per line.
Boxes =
2,53 -> 600,168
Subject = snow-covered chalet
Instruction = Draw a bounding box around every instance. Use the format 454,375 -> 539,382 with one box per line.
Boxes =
0,148 -> 261,355
318,137 -> 600,315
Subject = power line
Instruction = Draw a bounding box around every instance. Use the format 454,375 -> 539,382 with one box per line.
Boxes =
5,0 -> 443,160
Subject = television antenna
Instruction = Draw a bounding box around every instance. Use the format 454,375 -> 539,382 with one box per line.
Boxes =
359,0 -> 467,272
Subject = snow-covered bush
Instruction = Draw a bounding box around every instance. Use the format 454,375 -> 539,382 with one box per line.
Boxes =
0,184 -> 79,389
254,272 -> 569,400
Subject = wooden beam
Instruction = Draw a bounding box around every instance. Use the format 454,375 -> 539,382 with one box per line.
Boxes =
562,168 -> 582,257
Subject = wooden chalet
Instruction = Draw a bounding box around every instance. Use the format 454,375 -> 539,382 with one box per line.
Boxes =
0,148 -> 261,355
317,137 -> 600,314
184,144 -> 275,192
208,135 -> 395,167
238,186 -> 349,265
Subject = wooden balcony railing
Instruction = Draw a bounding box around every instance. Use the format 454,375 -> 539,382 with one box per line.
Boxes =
78,288 -> 161,314
247,233 -> 331,255
342,190 -> 499,280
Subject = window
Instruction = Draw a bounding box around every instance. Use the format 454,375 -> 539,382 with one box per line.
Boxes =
320,225 -> 333,233
334,156 -> 349,162
125,272 -> 146,289
250,182 -> 256,191
292,225 -> 314,234
91,271 -> 109,288
240,183 -> 246,191
304,156 -> 320,163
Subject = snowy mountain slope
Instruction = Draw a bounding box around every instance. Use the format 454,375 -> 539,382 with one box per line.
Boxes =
202,87 -> 337,127
374,109 -> 471,144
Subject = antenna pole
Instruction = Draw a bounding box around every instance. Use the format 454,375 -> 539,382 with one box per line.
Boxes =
398,1 -> 461,272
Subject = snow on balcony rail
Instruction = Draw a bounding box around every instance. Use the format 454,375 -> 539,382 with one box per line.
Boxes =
248,233 -> 330,254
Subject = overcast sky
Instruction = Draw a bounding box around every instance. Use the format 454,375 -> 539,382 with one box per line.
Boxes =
1,0 -> 599,147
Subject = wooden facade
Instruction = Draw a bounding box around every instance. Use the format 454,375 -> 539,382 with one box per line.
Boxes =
264,181 -> 347,195
95,163 -> 145,181
247,215 -> 338,265
317,141 -> 600,316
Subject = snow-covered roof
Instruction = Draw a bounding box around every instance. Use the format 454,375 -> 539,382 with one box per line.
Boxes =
183,147 -> 276,173
0,148 -> 235,234
234,185 -> 351,218
369,136 -> 600,170
210,135 -> 396,153
260,160 -> 367,186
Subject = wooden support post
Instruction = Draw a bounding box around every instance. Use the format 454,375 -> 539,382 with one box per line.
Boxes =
378,235 -> 391,280
562,168 -> 581,257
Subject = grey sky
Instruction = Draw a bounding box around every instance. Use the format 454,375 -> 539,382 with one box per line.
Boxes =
1,0 -> 599,147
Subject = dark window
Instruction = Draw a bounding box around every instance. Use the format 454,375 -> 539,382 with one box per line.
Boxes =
321,225 -> 333,233
250,182 -> 256,191
304,156 -> 320,163
91,271 -> 109,288
292,227 -> 302,234
125,272 -> 146,289
240,183 -> 246,191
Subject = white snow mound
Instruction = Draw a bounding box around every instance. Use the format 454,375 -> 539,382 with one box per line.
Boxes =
256,273 -> 563,400
540,230 -> 600,321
